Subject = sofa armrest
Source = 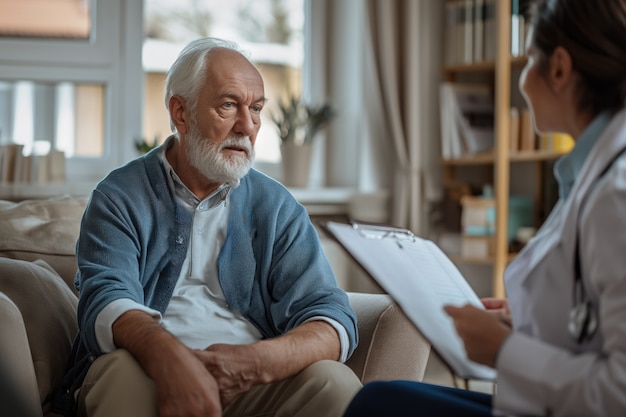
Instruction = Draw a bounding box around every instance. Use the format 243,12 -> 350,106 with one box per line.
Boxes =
346,292 -> 431,384
0,292 -> 44,417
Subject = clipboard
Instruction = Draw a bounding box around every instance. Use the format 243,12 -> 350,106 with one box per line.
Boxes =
320,220 -> 497,381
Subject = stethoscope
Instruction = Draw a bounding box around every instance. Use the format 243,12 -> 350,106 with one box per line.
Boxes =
568,234 -> 598,343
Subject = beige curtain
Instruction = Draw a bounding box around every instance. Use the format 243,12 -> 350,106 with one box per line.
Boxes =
363,0 -> 443,234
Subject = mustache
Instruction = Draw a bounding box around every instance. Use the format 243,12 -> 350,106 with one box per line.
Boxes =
218,136 -> 253,156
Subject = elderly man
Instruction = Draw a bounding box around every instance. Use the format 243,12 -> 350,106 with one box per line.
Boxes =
54,38 -> 361,417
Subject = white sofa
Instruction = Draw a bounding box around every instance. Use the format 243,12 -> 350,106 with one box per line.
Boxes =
0,196 -> 431,417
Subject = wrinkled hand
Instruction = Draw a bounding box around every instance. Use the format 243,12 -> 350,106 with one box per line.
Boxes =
481,297 -> 512,327
444,304 -> 511,368
153,348 -> 223,417
193,343 -> 269,407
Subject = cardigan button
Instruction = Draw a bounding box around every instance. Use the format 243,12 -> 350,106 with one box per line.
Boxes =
175,235 -> 184,244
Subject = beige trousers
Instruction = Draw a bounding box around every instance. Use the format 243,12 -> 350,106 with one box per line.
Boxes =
77,349 -> 362,417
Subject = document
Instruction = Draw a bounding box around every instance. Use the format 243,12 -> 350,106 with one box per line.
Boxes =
322,221 -> 497,381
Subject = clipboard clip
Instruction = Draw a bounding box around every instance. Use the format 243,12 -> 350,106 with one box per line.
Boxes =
350,221 -> 416,248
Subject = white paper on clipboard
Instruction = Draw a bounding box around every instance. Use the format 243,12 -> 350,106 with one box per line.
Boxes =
322,221 -> 496,381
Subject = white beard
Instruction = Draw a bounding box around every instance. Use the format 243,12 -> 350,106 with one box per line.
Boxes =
184,120 -> 255,187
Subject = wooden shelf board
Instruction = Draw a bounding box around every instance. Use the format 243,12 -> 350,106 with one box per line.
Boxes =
509,150 -> 567,162
441,150 -> 567,166
441,152 -> 496,165
443,60 -> 496,74
443,56 -> 527,75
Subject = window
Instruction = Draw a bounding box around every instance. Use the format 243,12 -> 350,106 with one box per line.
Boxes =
0,0 -> 91,40
0,80 -> 104,158
0,0 -> 143,185
0,0 -> 367,196
142,0 -> 304,179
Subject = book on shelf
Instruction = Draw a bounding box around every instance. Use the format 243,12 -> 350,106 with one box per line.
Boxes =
445,0 -> 474,65
439,83 -> 465,159
443,0 -> 493,65
483,0 -> 496,61
440,82 -> 495,159
473,0 -> 485,63
511,0 -> 521,56
30,154 -> 50,183
439,83 -> 470,158
13,152 -> 31,183
509,107 -> 520,152
444,0 -> 528,65
519,108 -> 536,151
0,143 -> 22,183
511,0 -> 531,57
462,0 -> 474,64
48,149 -> 67,183
0,143 -> 66,184
444,1 -> 458,66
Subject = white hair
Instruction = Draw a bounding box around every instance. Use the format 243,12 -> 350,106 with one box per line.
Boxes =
164,38 -> 250,133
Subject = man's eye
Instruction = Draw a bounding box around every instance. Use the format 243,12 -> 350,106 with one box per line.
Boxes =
251,105 -> 263,113
223,102 -> 235,108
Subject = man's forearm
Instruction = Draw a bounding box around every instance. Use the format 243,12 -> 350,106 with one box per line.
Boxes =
255,320 -> 341,383
112,310 -> 223,416
112,310 -> 191,378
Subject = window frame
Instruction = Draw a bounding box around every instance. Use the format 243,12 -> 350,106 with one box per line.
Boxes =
0,0 -> 143,183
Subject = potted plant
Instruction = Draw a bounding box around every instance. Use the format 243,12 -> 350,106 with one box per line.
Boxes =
134,135 -> 161,154
272,94 -> 336,187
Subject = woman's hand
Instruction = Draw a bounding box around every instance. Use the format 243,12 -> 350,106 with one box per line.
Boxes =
444,304 -> 512,368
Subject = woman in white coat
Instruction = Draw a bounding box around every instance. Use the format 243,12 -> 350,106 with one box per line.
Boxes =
343,0 -> 626,416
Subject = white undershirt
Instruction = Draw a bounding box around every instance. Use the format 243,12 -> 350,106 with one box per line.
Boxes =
160,187 -> 264,349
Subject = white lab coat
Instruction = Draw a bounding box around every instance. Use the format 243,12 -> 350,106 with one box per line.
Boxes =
493,108 -> 626,417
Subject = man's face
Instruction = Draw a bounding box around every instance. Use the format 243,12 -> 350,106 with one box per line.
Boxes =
185,115 -> 255,185
183,48 -> 266,183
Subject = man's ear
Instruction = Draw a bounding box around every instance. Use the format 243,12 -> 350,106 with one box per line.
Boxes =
549,46 -> 574,94
169,95 -> 189,134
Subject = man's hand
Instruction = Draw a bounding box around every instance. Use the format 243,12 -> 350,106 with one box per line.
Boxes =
444,304 -> 511,368
481,297 -> 512,327
113,310 -> 222,417
193,343 -> 268,406
195,320 -> 341,406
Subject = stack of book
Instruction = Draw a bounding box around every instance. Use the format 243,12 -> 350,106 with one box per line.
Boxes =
0,143 -> 66,184
444,0 -> 530,66
440,82 -> 495,159
508,107 -> 538,153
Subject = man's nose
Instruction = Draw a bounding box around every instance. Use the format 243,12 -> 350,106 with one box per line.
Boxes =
234,108 -> 257,138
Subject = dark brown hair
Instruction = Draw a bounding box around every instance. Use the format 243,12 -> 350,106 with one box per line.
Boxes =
529,0 -> 626,115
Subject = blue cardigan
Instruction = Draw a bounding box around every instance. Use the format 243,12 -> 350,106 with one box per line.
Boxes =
73,145 -> 358,358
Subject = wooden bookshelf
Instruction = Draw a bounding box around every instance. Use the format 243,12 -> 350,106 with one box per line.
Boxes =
440,0 -> 556,298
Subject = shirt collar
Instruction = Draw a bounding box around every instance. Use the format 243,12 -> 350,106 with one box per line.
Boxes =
158,136 -> 231,210
554,112 -> 612,200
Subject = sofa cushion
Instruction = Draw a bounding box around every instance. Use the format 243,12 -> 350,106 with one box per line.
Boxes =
0,258 -> 78,412
0,196 -> 88,293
